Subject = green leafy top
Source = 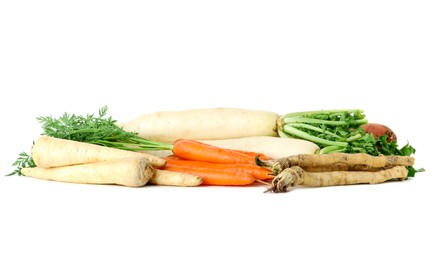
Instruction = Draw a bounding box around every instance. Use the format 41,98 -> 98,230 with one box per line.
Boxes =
8,152 -> 35,176
279,109 -> 422,176
280,109 -> 373,153
8,106 -> 173,176
37,106 -> 172,151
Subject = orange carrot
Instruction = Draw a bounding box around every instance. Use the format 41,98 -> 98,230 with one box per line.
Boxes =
172,139 -> 263,165
165,157 -> 273,180
163,165 -> 255,186
230,149 -> 271,160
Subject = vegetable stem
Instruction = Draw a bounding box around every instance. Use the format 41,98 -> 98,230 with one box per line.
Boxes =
283,125 -> 348,147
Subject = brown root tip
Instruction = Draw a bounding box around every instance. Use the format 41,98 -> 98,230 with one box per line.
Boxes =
255,156 -> 267,166
265,167 -> 304,193
255,156 -> 277,171
271,162 -> 284,175
255,179 -> 270,185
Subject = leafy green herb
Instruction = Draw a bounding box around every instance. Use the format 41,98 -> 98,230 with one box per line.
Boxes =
279,109 -> 373,154
278,109 -> 422,176
37,106 -> 173,151
8,152 -> 35,176
376,135 -> 415,156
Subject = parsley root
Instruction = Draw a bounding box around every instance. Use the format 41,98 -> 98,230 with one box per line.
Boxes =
22,157 -> 154,187
32,136 -> 166,168
150,170 -> 203,187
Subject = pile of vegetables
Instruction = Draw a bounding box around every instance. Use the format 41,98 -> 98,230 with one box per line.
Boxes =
9,107 -> 423,193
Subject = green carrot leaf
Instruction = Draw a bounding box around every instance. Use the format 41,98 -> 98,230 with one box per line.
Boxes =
8,152 -> 35,176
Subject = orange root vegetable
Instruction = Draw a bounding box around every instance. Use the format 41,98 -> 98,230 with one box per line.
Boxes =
21,157 -> 153,187
229,149 -> 271,160
32,136 -> 166,168
163,166 -> 255,186
162,158 -> 256,186
199,136 -> 320,160
172,139 -> 261,165
165,156 -> 273,180
150,169 -> 203,187
266,166 -> 409,193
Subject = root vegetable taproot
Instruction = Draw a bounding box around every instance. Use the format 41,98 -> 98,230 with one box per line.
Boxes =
257,153 -> 415,175
120,107 -> 279,143
150,169 -> 203,186
162,165 -> 256,186
165,156 -> 273,180
143,136 -> 320,159
21,157 -> 153,187
199,136 -> 320,159
32,136 -> 166,168
266,166 -> 408,193
361,123 -> 397,142
172,139 -> 264,165
163,157 -> 257,185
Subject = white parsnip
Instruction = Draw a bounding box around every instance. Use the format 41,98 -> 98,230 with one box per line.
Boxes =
21,157 -> 154,187
120,108 -> 279,143
150,169 -> 203,187
32,136 -> 166,168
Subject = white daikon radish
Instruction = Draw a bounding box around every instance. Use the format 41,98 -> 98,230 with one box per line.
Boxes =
120,108 -> 279,143
200,136 -> 320,159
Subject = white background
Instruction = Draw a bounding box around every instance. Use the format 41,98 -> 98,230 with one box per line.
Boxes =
1,1 -> 432,260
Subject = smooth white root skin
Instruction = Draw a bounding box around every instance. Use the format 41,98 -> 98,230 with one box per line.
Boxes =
150,170 -> 203,186
21,157 -> 154,187
32,136 -> 166,168
200,136 -> 320,159
144,136 -> 320,159
120,108 -> 279,143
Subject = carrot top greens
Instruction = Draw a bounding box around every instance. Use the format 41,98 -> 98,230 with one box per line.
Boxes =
9,106 -> 173,176
37,106 -> 173,151
8,152 -> 35,176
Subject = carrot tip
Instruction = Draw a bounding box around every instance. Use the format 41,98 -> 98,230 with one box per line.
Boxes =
255,179 -> 270,185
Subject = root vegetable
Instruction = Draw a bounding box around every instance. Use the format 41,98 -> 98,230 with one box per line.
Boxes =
21,157 -> 153,187
199,136 -> 320,159
361,123 -> 397,142
257,153 -> 415,175
162,167 -> 256,186
32,136 -> 166,168
144,136 -> 320,159
172,139 -> 264,165
163,158 -> 257,186
266,166 -> 408,193
150,169 -> 203,186
165,156 -> 273,180
120,108 -> 279,143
